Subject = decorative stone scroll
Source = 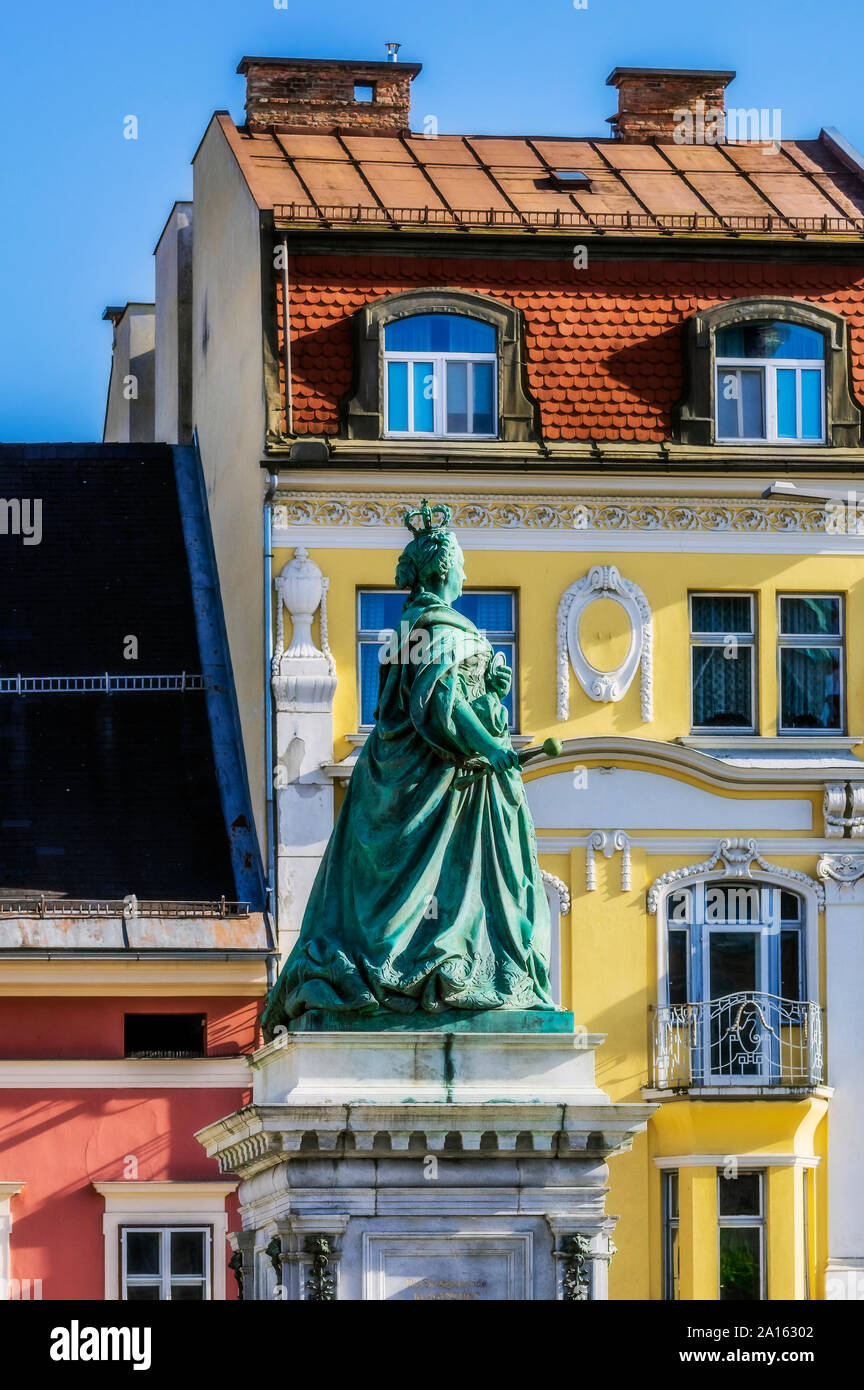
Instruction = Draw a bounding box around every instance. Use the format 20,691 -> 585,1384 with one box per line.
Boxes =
824,783 -> 864,839
557,566 -> 652,722
817,853 -> 864,889
647,838 -> 825,914
586,831 -> 631,893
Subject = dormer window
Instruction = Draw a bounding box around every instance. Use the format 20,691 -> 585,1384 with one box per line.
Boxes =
383,314 -> 497,438
343,288 -> 538,443
676,297 -> 862,448
715,321 -> 825,443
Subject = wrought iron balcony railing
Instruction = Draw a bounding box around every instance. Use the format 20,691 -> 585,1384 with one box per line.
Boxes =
650,993 -> 823,1090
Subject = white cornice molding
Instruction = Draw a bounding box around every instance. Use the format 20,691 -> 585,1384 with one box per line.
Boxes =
0,1058 -> 252,1088
525,735 -> 861,791
557,566 -> 652,721
646,838 -> 825,913
0,960 -> 268,996
653,1154 -> 820,1169
93,1182 -> 238,1206
538,836 -> 855,856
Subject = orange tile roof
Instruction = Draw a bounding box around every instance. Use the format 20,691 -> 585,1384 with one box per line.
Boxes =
217,114 -> 864,239
279,255 -> 864,440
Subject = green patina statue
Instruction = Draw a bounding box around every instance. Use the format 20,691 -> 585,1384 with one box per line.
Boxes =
261,499 -> 558,1037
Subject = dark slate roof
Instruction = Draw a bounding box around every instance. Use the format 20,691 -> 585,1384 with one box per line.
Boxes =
0,444 -> 262,905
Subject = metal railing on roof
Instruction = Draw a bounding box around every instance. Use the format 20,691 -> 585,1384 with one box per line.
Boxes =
0,673 -> 205,694
273,202 -> 864,237
0,897 -> 250,918
651,993 -> 823,1090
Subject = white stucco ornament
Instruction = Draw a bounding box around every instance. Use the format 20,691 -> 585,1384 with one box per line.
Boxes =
557,565 -> 653,721
272,547 -> 336,712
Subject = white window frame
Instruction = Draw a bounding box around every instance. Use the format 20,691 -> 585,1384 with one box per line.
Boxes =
383,349 -> 498,439
0,1184 -> 26,1301
689,592 -> 756,734
121,1224 -> 211,1301
662,1170 -> 679,1301
93,1181 -> 236,1300
777,593 -> 845,735
715,357 -> 825,444
717,1169 -> 766,1301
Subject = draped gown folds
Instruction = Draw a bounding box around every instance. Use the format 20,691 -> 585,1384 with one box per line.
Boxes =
261,590 -> 554,1035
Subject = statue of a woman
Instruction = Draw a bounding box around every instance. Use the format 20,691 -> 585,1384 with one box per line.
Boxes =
262,500 -> 554,1036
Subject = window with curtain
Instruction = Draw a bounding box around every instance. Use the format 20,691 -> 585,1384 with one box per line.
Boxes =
690,593 -> 756,731
383,314 -> 497,438
715,321 -> 825,443
357,588 -> 516,728
778,595 -> 843,732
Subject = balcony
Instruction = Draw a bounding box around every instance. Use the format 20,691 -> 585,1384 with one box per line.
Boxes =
650,993 -> 823,1092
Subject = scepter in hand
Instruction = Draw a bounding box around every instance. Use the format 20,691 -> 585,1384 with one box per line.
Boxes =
454,737 -> 563,789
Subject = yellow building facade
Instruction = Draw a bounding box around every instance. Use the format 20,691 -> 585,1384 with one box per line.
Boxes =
269,474 -> 858,1300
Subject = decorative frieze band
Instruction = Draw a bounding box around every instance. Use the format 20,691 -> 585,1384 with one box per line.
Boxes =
274,492 -> 832,537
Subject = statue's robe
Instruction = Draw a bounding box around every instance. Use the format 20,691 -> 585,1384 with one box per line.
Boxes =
261,589 -> 553,1035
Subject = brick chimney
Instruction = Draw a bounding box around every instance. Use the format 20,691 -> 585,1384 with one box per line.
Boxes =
236,56 -> 422,135
606,67 -> 735,143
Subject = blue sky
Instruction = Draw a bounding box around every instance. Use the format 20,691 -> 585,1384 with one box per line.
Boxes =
2,0 -> 863,441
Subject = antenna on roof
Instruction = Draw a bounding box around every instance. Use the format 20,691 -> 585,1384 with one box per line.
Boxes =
385,42 -> 401,62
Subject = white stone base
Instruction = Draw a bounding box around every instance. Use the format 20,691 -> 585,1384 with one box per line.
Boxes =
196,1028 -> 656,1301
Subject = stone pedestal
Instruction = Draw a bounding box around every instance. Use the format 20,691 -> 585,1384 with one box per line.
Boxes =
197,1024 -> 656,1301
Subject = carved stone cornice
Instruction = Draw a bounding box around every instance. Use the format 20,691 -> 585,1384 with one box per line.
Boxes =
647,838 -> 825,913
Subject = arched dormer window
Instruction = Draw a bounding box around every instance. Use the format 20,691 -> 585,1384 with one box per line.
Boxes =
715,321 -> 825,443
676,297 -> 862,447
341,288 -> 539,443
383,314 -> 497,438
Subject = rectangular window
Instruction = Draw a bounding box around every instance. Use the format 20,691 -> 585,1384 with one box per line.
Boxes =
663,1171 -> 680,1301
357,589 -> 517,729
124,1013 -> 206,1059
667,927 -> 689,1006
718,1171 -> 765,1301
690,593 -> 755,732
778,595 -> 843,733
121,1226 -> 211,1301
384,357 -> 497,438
715,364 -> 824,443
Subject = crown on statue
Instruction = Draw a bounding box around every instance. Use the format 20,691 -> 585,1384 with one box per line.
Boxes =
403,498 -> 453,538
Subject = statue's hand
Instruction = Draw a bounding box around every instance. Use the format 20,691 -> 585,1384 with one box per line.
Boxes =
488,661 -> 512,697
486,745 -> 519,774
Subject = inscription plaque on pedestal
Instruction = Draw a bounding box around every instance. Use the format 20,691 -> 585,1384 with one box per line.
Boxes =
362,1234 -> 532,1301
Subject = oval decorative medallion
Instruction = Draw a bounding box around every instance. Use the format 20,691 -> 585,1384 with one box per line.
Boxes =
557,565 -> 653,720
